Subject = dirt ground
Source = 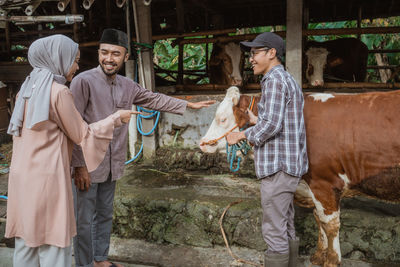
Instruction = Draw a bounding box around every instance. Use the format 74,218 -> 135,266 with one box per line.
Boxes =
0,141 -> 12,172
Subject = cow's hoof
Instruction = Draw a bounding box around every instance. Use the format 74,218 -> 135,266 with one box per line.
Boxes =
324,252 -> 340,267
311,250 -> 326,266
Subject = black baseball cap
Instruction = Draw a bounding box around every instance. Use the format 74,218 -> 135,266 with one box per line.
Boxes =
240,32 -> 285,58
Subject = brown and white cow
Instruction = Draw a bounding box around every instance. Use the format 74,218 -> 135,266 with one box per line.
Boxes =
200,86 -> 400,267
305,38 -> 368,86
209,42 -> 244,86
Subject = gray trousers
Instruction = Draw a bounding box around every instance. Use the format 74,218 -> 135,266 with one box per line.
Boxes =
13,238 -> 72,267
260,171 -> 300,254
73,175 -> 116,267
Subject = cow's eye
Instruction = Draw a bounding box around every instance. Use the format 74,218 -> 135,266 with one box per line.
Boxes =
220,118 -> 226,123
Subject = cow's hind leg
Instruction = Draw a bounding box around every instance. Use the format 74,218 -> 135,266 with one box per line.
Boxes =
312,200 -> 341,266
310,209 -> 328,265
320,210 -> 341,267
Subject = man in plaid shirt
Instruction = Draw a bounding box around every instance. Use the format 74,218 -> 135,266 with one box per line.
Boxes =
227,32 -> 308,267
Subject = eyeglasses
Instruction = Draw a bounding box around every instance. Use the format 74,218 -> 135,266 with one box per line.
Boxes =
249,48 -> 270,58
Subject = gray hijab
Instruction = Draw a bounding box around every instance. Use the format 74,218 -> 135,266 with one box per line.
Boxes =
8,34 -> 78,136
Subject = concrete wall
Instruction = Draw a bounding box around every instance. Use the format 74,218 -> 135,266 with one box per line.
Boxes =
157,95 -> 224,148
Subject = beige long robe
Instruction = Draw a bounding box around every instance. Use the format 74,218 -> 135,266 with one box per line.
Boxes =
5,82 -> 121,248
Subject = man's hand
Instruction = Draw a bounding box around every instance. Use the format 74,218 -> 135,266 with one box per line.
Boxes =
74,166 -> 91,191
187,100 -> 216,109
226,131 -> 246,145
246,108 -> 258,125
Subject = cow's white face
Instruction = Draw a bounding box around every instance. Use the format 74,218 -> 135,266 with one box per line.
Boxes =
305,47 -> 329,87
224,42 -> 243,86
199,86 -> 240,153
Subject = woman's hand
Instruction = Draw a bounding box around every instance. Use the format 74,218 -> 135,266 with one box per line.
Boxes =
118,110 -> 142,123
187,100 -> 216,109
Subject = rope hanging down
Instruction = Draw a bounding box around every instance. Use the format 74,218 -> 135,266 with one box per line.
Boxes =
125,106 -> 160,165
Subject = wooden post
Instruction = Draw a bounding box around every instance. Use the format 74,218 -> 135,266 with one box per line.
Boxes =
176,0 -> 184,85
5,20 -> 11,60
132,0 -> 156,160
175,0 -> 184,32
205,38 -> 209,75
125,0 -> 138,159
71,0 -> 79,42
286,0 -> 303,85
178,42 -> 184,84
357,6 -> 362,39
106,0 -> 111,28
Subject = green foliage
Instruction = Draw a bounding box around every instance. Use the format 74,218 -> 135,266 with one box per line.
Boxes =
153,39 -> 209,83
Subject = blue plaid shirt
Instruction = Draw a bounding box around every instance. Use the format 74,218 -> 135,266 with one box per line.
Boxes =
245,65 -> 308,178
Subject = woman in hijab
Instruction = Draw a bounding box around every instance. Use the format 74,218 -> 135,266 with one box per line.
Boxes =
5,34 -> 137,267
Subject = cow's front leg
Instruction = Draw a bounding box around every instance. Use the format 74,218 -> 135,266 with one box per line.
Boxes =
310,209 -> 328,265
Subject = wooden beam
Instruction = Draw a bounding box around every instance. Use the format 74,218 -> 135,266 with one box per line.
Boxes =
368,49 -> 400,53
0,28 -> 73,38
367,65 -> 398,69
0,63 -> 32,82
173,26 -> 400,45
302,82 -> 400,89
174,82 -> 400,93
78,28 -> 238,47
175,33 -> 284,45
154,28 -> 236,40
304,26 -> 400,36
176,84 -> 236,91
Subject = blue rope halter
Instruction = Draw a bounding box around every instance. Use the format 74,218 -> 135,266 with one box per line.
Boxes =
225,96 -> 254,172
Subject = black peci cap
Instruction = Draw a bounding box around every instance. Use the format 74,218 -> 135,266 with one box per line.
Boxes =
240,32 -> 285,58
99,28 -> 129,50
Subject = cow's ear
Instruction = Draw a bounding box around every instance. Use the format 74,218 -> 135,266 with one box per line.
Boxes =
231,90 -> 240,105
226,86 -> 240,105
328,57 -> 344,67
232,95 -> 239,105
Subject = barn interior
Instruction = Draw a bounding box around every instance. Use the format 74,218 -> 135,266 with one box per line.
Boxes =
1,0 -> 400,92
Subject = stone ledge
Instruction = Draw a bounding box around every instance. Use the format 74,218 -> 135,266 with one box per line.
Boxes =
113,165 -> 400,264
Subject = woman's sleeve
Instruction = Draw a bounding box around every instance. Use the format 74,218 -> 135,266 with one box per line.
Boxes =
52,87 -> 122,172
